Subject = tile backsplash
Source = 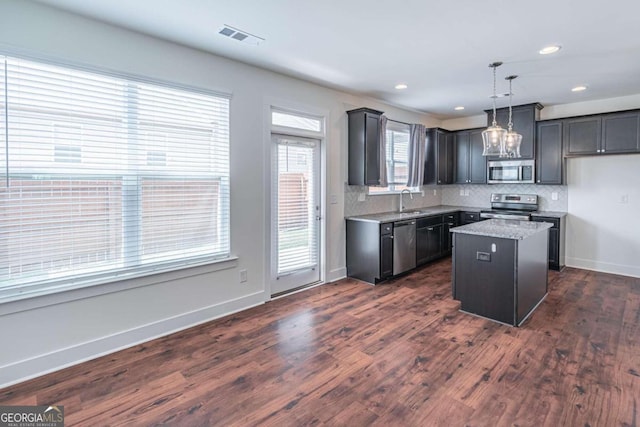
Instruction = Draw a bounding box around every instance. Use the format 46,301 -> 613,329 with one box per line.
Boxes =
345,183 -> 568,216
344,184 -> 442,216
441,184 -> 568,212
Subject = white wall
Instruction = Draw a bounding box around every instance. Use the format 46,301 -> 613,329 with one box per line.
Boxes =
0,0 -> 439,387
566,155 -> 640,278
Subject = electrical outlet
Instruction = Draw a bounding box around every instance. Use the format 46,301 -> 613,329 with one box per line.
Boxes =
464,189 -> 470,196
433,189 -> 437,196
459,189 -> 464,196
329,194 -> 338,204
357,193 -> 366,202
551,192 -> 558,201
620,194 -> 629,204
239,269 -> 248,283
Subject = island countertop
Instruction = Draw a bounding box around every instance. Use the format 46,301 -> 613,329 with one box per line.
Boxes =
451,218 -> 553,240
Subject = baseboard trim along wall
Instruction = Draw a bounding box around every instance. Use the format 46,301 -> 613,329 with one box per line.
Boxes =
566,257 -> 640,279
327,267 -> 347,283
0,291 -> 265,389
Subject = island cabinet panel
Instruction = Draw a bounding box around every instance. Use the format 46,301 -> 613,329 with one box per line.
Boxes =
452,234 -> 517,325
452,221 -> 550,326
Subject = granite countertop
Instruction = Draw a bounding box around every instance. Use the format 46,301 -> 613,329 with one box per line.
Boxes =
347,205 -> 485,223
531,211 -> 567,218
451,218 -> 553,240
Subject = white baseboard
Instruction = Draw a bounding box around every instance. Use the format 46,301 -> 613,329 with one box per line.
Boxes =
565,257 -> 640,279
327,267 -> 346,283
0,291 -> 265,389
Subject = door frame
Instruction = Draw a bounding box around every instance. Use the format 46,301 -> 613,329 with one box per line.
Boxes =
263,99 -> 328,299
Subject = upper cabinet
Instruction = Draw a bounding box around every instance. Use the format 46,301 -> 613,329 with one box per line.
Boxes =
454,128 -> 486,184
601,111 -> 640,153
564,111 -> 640,156
347,108 -> 383,185
485,103 -> 543,160
536,120 -> 564,185
563,116 -> 601,155
424,128 -> 454,185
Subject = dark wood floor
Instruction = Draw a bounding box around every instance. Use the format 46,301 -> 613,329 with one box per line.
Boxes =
1,258 -> 639,426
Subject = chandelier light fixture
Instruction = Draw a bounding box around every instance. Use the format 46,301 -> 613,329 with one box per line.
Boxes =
482,62 -> 507,156
503,75 -> 523,158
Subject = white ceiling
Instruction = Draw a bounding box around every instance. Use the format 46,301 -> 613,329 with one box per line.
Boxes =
35,0 -> 640,119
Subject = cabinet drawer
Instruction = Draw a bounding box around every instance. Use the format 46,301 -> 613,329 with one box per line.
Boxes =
380,223 -> 393,235
461,212 -> 479,223
444,213 -> 458,224
417,215 -> 443,228
532,216 -> 559,229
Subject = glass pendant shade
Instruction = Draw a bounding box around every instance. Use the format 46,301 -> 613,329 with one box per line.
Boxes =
503,75 -> 523,158
482,125 -> 507,156
503,130 -> 522,158
482,61 -> 506,157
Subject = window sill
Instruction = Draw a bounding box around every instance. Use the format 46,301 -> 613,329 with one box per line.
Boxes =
0,256 -> 239,316
367,190 -> 422,196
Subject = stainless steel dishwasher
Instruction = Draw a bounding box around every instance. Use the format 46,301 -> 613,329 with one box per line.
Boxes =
393,219 -> 416,275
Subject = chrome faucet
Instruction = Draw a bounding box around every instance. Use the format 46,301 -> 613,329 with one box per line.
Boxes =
399,189 -> 413,212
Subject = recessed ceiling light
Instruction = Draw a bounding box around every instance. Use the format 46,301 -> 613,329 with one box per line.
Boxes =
571,85 -> 588,92
539,45 -> 561,55
395,83 -> 408,90
454,106 -> 465,111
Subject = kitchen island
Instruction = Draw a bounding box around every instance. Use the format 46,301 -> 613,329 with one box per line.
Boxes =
451,219 -> 552,326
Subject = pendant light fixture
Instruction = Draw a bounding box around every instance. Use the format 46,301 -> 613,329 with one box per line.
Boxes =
503,75 -> 523,158
482,62 -> 507,157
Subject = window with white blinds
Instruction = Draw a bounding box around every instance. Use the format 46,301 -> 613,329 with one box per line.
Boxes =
0,56 -> 230,301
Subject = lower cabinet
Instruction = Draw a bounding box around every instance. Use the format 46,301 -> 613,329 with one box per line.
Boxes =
531,215 -> 565,271
417,216 -> 442,265
416,212 -> 459,265
460,211 -> 481,225
346,220 -> 394,284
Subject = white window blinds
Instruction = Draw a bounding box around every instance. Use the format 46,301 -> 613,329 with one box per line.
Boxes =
275,138 -> 319,275
0,56 -> 230,301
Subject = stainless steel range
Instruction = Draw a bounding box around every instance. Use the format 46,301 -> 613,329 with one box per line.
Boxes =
480,193 -> 538,221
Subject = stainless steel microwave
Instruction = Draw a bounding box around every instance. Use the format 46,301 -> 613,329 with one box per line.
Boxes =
487,160 -> 535,184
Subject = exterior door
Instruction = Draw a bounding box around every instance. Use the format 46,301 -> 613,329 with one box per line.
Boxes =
271,134 -> 321,296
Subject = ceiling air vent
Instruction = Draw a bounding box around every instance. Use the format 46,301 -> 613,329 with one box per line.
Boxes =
218,25 -> 264,45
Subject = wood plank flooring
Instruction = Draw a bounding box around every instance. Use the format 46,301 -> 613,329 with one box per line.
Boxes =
1,259 -> 639,426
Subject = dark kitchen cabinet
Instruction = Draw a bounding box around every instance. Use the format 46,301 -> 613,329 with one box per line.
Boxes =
564,110 -> 640,157
601,111 -> 640,153
424,128 -> 454,185
347,108 -> 384,185
536,120 -> 564,184
416,216 -> 443,265
531,215 -> 565,271
442,212 -> 459,255
460,211 -> 480,225
454,128 -> 486,184
564,116 -> 601,156
485,103 -> 543,160
380,225 -> 394,279
346,220 -> 394,284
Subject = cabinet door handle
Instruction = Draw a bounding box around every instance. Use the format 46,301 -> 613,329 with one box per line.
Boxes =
597,149 -> 601,153
427,227 -> 434,231
602,149 -> 605,153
